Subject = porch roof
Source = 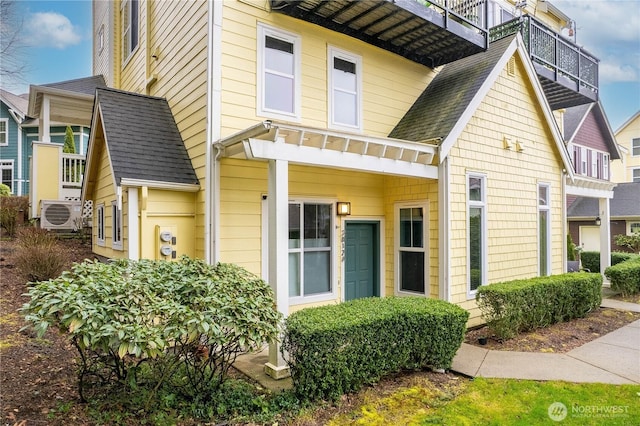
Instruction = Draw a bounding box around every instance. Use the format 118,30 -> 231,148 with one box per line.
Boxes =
568,182 -> 640,218
215,121 -> 439,179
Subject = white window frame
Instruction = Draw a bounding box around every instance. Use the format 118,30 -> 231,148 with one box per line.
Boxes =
580,146 -> 588,176
328,46 -> 362,131
96,204 -> 105,246
257,23 -> 301,121
0,160 -> 14,192
591,150 -> 598,178
633,168 -> 640,183
603,153 -> 609,180
288,199 -> 338,305
121,0 -> 138,65
629,222 -> 640,235
394,201 -> 429,296
111,201 -> 123,250
632,138 -> 640,157
467,173 -> 487,298
0,118 -> 8,146
538,183 -> 552,276
98,25 -> 105,55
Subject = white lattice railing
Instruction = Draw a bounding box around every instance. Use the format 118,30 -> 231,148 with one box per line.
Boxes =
61,153 -> 85,187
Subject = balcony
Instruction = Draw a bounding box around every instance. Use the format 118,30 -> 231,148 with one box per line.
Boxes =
269,0 -> 488,68
491,16 -> 598,109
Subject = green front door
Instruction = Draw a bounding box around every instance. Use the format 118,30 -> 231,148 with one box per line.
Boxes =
345,222 -> 379,301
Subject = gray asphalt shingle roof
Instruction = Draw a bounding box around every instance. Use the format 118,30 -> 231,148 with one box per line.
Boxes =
42,75 -> 107,95
389,35 -> 516,142
567,182 -> 640,217
95,88 -> 199,186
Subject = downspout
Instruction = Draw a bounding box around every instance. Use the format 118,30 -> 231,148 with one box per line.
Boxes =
206,0 -> 223,264
145,0 -> 156,93
438,154 -> 451,302
561,169 -> 567,272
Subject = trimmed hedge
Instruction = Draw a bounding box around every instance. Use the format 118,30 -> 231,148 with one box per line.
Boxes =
605,257 -> 640,296
281,297 -> 469,401
476,273 -> 602,340
581,251 -> 638,273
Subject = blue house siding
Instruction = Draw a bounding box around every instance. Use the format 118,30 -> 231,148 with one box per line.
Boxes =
0,100 -> 21,193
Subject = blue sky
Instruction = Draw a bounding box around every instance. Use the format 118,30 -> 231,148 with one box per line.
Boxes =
2,0 -> 639,130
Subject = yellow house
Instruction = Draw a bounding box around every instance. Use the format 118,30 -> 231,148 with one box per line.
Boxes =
611,111 -> 640,183
86,0 -> 599,377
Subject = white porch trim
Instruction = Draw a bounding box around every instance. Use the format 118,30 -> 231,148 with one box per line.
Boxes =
216,121 -> 438,179
566,175 -> 616,199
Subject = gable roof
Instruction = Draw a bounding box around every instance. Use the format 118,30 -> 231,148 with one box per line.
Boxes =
0,88 -> 28,118
563,102 -> 621,160
615,110 -> 640,135
85,88 -> 199,193
567,182 -> 640,218
389,33 -> 573,177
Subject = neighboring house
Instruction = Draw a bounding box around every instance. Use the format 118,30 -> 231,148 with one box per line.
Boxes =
568,182 -> 640,253
610,111 -> 640,183
561,102 -> 620,272
87,0 -> 598,377
26,76 -> 106,228
0,89 -> 28,195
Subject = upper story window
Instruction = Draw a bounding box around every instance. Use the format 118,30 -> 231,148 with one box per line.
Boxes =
121,0 -> 139,64
603,153 -> 609,180
0,119 -> 7,146
328,47 -> 362,131
484,0 -> 516,28
633,138 -> 640,156
633,168 -> 640,183
580,147 -> 587,176
257,24 -> 301,120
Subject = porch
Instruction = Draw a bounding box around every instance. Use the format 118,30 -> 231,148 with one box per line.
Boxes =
490,15 -> 598,109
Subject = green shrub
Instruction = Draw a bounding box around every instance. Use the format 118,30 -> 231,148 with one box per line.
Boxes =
476,273 -> 602,340
605,257 -> 640,296
21,257 -> 282,402
0,195 -> 28,237
15,227 -> 69,282
281,297 -> 469,401
580,251 -> 638,273
614,233 -> 640,253
0,183 -> 10,196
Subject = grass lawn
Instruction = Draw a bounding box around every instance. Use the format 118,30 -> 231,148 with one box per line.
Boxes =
327,377 -> 640,425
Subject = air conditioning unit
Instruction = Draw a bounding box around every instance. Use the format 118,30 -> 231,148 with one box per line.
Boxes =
40,200 -> 82,231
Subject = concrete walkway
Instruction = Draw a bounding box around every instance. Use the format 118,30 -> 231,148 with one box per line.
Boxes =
452,300 -> 640,384
235,296 -> 640,391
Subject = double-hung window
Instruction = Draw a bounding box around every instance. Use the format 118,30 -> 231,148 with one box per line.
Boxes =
468,174 -> 487,295
112,202 -> 122,250
96,204 -> 105,246
258,24 -> 300,120
580,147 -> 588,176
632,138 -> 640,156
538,184 -> 551,276
289,202 -> 333,302
0,119 -> 7,146
328,47 -> 362,130
121,0 -> 138,63
603,154 -> 609,180
0,160 -> 13,192
397,204 -> 427,294
633,168 -> 640,183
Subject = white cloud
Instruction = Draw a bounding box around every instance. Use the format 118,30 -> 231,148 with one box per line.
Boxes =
25,12 -> 82,49
553,0 -> 640,83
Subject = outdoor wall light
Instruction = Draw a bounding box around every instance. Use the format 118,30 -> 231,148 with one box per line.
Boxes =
595,216 -> 601,226
337,202 -> 351,216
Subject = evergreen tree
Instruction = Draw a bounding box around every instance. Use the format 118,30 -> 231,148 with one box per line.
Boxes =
63,126 -> 76,154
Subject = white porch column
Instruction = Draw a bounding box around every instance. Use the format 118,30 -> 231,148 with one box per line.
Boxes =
599,197 -> 611,280
128,187 -> 139,261
38,96 -> 51,143
264,156 -> 290,379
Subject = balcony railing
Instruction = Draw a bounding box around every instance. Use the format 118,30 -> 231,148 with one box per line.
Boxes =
61,153 -> 85,188
270,0 -> 488,68
491,15 -> 598,109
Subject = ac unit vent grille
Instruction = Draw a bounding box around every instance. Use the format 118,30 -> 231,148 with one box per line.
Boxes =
44,204 -> 71,225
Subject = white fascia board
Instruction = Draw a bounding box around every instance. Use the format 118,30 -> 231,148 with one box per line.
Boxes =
246,138 -> 438,179
119,178 -> 200,192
